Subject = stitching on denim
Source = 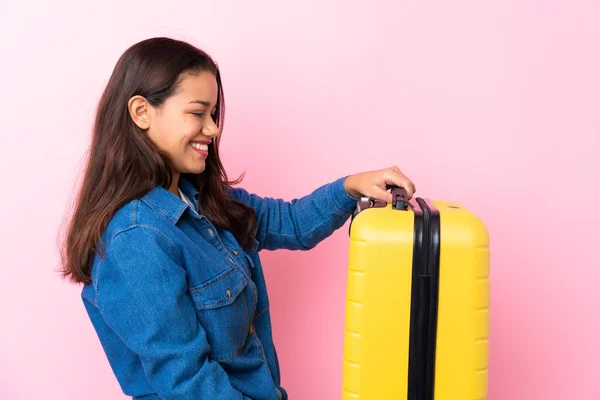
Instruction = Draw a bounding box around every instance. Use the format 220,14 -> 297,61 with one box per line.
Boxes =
214,297 -> 253,363
138,225 -> 184,265
172,204 -> 187,222
254,306 -> 270,320
327,180 -> 351,217
139,197 -> 186,223
192,277 -> 247,309
96,226 -> 183,313
109,225 -> 184,266
196,292 -> 242,309
139,197 -> 171,221
213,340 -> 246,362
195,279 -> 250,363
189,268 -> 236,292
288,209 -> 311,249
96,226 -> 184,310
194,285 -> 245,308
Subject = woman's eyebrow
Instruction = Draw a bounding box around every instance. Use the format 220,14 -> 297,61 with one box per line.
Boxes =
188,100 -> 211,106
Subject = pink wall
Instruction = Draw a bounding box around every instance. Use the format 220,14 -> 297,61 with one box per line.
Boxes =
1,1 -> 598,399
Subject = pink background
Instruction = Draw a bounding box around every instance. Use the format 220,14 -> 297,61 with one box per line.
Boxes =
1,1 -> 598,399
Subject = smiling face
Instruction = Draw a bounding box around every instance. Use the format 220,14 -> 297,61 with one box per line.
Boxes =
128,69 -> 220,190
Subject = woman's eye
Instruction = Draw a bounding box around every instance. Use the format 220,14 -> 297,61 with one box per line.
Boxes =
191,112 -> 217,121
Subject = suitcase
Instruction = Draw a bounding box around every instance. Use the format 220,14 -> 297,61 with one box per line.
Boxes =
342,187 -> 490,400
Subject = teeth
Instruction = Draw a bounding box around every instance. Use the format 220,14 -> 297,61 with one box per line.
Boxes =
191,143 -> 208,151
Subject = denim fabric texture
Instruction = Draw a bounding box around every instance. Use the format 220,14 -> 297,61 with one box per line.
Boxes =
81,175 -> 357,399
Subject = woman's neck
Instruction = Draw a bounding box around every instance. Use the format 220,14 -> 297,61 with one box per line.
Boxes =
169,172 -> 180,196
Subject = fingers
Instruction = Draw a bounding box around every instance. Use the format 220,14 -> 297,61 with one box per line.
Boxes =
372,185 -> 394,204
384,166 -> 415,199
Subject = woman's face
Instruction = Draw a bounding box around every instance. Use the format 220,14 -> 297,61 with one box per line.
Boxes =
135,70 -> 220,177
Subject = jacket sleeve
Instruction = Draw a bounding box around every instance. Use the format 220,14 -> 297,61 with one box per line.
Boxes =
227,175 -> 358,251
95,226 -> 251,400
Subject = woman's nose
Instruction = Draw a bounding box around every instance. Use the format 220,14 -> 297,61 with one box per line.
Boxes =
202,117 -> 220,138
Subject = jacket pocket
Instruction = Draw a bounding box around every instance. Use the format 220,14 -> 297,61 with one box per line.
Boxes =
189,267 -> 250,361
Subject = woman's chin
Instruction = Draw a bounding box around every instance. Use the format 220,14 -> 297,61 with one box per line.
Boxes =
184,163 -> 206,175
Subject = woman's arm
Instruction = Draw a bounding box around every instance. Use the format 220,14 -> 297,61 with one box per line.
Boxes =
227,167 -> 415,252
227,175 -> 357,251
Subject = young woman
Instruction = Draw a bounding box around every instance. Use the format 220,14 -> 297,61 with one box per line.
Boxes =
61,37 -> 415,400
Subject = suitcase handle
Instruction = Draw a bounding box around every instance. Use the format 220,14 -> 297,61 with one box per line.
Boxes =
389,185 -> 409,211
349,185 -> 410,235
354,186 -> 410,213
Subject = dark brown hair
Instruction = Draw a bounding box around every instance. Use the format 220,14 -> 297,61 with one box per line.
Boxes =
60,37 -> 256,285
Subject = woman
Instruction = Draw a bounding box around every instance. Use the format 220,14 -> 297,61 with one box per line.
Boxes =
60,37 -> 415,400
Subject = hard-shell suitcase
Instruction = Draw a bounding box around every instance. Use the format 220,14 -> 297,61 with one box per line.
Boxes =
342,187 -> 490,399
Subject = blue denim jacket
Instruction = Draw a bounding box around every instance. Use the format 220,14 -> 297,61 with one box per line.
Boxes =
81,175 -> 358,399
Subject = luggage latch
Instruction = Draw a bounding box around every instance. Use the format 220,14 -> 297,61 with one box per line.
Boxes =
390,186 -> 409,211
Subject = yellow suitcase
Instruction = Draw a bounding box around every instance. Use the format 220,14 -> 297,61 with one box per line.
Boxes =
342,187 -> 490,400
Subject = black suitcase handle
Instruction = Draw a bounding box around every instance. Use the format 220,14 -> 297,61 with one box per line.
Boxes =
388,185 -> 409,211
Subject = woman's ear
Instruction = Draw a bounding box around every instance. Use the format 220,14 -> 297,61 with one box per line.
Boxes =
127,95 -> 152,130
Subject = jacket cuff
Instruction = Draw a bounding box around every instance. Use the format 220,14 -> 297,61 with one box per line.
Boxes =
327,175 -> 359,216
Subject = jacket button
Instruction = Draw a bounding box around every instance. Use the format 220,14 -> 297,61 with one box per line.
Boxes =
232,249 -> 239,255
249,324 -> 255,334
207,228 -> 214,236
226,289 -> 232,298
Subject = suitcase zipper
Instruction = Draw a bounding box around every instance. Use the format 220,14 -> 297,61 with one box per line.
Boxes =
419,198 -> 431,276
408,198 -> 440,400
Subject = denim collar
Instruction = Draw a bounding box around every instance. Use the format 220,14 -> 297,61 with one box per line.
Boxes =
140,175 -> 200,223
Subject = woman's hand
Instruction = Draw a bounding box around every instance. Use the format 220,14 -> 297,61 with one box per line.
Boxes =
343,166 -> 416,203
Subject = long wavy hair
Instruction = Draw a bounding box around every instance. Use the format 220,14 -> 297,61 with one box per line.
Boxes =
60,37 -> 256,285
